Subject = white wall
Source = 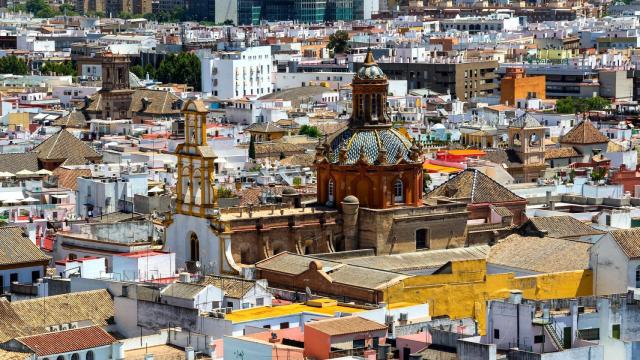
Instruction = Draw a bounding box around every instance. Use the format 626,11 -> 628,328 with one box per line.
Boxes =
591,233 -> 630,296
111,252 -> 176,281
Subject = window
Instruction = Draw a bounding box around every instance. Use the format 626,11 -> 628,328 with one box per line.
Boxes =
9,273 -> 18,284
227,301 -> 234,308
31,270 -> 40,283
71,354 -> 80,360
534,335 -> 545,343
612,324 -> 620,339
280,322 -> 289,329
394,179 -> 404,203
416,229 -> 428,250
263,324 -> 271,329
256,297 -> 264,306
353,339 -> 366,349
328,179 -> 335,202
57,356 -> 64,360
494,329 -> 500,339
86,351 -> 94,360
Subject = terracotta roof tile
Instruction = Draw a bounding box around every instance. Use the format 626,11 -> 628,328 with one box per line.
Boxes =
426,169 -> 524,204
17,326 -> 115,356
545,147 -> 580,159
0,153 -> 39,174
609,228 -> 640,259
488,234 -> 591,273
525,216 -> 604,239
32,130 -> 101,162
199,276 -> 261,299
306,316 -> 387,336
0,227 -> 50,266
52,168 -> 92,190
0,290 -> 114,342
561,120 -> 609,144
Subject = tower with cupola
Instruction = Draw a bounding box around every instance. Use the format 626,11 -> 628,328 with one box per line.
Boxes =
166,99 -> 222,273
315,50 -> 424,210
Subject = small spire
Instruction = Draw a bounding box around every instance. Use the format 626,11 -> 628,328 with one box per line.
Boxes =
364,49 -> 376,65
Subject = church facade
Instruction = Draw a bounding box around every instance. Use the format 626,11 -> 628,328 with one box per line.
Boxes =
164,52 -> 470,276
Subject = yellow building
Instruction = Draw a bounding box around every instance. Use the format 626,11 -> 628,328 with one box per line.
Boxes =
7,113 -> 29,132
383,259 -> 592,335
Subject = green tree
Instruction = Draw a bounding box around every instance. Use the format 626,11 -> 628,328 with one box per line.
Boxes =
299,124 -> 321,138
59,3 -> 78,15
41,61 -> 76,76
556,96 -> 610,114
0,55 -> 29,75
155,52 -> 201,90
26,0 -> 49,14
248,135 -> 256,160
292,177 -> 302,187
327,30 -> 350,56
130,65 -> 145,78
143,63 -> 156,79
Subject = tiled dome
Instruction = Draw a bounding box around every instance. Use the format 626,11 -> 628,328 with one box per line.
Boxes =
357,64 -> 385,80
356,50 -> 386,80
328,127 -> 412,165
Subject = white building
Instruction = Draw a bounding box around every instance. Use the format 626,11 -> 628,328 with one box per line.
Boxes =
55,256 -> 107,279
52,85 -> 100,108
111,250 -> 176,282
273,72 -> 354,91
199,46 -> 273,99
160,282 -> 223,312
590,228 -> 640,296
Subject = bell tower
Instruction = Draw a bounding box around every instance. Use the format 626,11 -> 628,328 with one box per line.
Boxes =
175,99 -> 218,217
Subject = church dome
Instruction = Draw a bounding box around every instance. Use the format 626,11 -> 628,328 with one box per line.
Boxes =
327,127 -> 412,165
356,51 -> 386,80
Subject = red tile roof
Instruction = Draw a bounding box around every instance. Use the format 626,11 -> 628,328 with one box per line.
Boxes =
17,326 -> 116,356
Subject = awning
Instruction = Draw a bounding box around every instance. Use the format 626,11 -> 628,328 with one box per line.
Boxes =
21,197 -> 39,203
51,194 -> 69,199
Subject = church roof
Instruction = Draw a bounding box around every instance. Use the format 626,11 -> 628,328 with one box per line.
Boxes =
561,120 -> 609,144
32,130 -> 101,162
509,113 -> 542,129
327,127 -> 412,165
53,111 -> 88,129
426,169 -> 524,204
84,89 -> 182,116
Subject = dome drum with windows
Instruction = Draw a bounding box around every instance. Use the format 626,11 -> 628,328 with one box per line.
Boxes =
315,50 -> 424,210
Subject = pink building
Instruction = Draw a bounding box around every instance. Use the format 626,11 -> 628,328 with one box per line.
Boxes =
303,316 -> 388,359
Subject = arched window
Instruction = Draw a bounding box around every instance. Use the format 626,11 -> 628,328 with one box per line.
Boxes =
71,354 -> 80,360
56,356 -> 65,360
328,179 -> 335,202
86,351 -> 94,360
189,233 -> 199,262
394,179 -> 404,203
